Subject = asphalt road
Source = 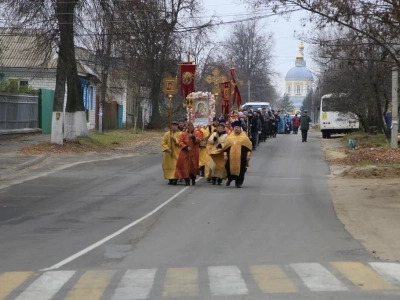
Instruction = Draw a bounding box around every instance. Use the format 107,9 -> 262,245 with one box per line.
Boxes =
1,132 -> 400,300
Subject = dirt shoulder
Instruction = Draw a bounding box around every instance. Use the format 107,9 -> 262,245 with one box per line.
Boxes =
317,130 -> 400,262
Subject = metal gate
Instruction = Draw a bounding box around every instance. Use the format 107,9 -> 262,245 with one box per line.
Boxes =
0,93 -> 39,130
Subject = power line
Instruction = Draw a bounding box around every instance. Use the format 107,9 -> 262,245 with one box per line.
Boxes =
0,10 -> 301,36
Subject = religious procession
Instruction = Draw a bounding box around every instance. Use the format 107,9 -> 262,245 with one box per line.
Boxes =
160,59 -> 288,189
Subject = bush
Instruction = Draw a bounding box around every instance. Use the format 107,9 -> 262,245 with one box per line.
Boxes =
0,79 -> 38,95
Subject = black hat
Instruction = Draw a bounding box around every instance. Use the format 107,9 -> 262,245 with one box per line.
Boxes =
171,120 -> 179,125
232,120 -> 242,128
213,117 -> 217,121
218,118 -> 226,123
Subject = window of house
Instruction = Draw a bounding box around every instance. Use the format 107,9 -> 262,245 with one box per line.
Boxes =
297,85 -> 301,94
287,85 -> 291,93
19,80 -> 28,87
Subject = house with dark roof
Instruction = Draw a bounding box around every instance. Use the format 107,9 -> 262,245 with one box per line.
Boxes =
0,29 -> 99,129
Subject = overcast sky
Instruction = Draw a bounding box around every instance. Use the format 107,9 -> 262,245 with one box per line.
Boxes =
200,0 -> 315,97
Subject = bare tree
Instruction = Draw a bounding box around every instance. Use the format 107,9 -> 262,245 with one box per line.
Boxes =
113,0 -> 207,128
0,0 -> 91,143
309,28 -> 393,136
224,20 -> 277,104
252,0 -> 400,66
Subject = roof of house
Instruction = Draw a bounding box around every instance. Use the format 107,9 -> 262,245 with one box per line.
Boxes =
0,29 -> 57,69
0,29 -> 99,80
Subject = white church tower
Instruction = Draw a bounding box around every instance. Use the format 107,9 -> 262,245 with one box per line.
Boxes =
284,41 -> 314,109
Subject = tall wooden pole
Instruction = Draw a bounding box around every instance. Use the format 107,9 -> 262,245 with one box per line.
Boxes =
169,94 -> 173,156
392,67 -> 398,148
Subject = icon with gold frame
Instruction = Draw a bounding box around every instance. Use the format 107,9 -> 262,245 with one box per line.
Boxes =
162,77 -> 178,95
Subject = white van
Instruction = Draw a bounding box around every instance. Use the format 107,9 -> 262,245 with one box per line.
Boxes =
241,102 -> 270,111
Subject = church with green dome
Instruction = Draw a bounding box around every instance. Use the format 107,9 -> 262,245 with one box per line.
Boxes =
284,41 -> 314,109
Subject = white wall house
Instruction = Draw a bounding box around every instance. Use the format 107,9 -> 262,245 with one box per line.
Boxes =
0,30 -> 99,130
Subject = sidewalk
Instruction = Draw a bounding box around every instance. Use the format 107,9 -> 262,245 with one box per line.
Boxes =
0,134 -> 52,177
0,133 -> 135,190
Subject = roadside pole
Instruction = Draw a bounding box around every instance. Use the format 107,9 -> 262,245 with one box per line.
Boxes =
392,67 -> 398,148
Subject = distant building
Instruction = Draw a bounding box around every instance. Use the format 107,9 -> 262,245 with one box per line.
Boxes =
284,42 -> 314,109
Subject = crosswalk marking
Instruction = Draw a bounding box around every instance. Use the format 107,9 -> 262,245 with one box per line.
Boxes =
0,272 -> 33,300
111,269 -> 156,300
291,263 -> 348,291
5,262 -> 400,299
250,264 -> 297,293
208,266 -> 248,296
65,270 -> 115,300
162,267 -> 199,297
331,262 -> 398,290
370,263 -> 400,284
14,270 -> 75,300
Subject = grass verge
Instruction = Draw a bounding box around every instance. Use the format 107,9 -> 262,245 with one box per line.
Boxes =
19,129 -> 164,155
344,131 -> 390,148
79,129 -> 163,148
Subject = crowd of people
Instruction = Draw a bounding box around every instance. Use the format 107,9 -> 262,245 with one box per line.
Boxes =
161,109 -> 312,188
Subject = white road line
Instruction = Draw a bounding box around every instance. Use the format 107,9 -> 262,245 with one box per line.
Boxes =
208,266 -> 248,296
370,262 -> 400,284
111,269 -> 157,300
291,263 -> 348,292
41,184 -> 193,271
14,271 -> 75,300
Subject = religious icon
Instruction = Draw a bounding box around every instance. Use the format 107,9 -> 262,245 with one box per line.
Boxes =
195,102 -> 208,118
166,81 -> 174,91
182,72 -> 193,85
224,87 -> 230,101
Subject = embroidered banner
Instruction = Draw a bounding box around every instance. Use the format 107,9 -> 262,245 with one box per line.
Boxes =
180,63 -> 196,98
230,68 -> 242,107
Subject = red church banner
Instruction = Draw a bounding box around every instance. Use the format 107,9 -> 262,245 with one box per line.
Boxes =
220,81 -> 231,102
179,63 -> 196,98
230,68 -> 242,107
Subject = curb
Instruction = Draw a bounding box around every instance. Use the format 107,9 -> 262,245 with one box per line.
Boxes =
14,154 -> 51,171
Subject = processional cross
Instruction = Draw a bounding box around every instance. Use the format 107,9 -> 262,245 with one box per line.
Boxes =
206,68 -> 228,95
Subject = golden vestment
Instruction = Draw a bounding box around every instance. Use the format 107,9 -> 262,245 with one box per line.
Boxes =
208,131 -> 228,179
161,130 -> 182,179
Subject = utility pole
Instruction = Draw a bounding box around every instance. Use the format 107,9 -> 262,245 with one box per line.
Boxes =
248,80 -> 251,102
392,67 -> 398,148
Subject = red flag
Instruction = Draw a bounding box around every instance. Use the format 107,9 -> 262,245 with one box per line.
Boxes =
230,68 -> 242,107
179,63 -> 196,98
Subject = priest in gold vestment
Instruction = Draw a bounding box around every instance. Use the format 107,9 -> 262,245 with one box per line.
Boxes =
211,120 -> 252,188
208,123 -> 228,185
161,121 -> 182,185
198,126 -> 210,177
